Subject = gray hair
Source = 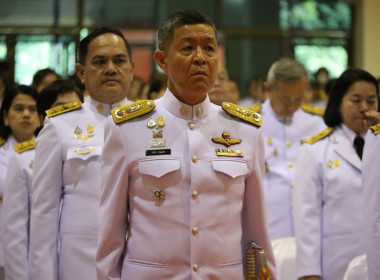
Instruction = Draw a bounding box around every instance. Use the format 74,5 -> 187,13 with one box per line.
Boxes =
157,10 -> 217,52
267,58 -> 308,88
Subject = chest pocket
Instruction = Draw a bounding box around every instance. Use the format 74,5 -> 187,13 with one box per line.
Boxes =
138,158 -> 180,178
212,159 -> 248,178
66,145 -> 102,161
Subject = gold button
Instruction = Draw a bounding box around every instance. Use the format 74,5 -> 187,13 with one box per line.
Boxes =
196,107 -> 203,117
192,191 -> 198,199
287,161 -> 293,167
291,182 -> 295,188
193,264 -> 199,272
189,123 -> 195,130
192,155 -> 197,163
4,145 -> 8,151
286,140 -> 291,147
267,137 -> 273,145
192,227 -> 198,235
97,104 -> 103,111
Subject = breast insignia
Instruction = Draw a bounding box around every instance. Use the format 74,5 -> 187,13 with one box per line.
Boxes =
46,101 -> 82,118
248,103 -> 262,113
13,139 -> 35,153
111,100 -> 155,124
370,123 -> 380,135
301,104 -> 325,116
222,102 -> 262,127
302,127 -> 333,144
212,132 -> 242,147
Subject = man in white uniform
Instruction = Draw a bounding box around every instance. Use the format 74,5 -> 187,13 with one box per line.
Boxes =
97,10 -> 276,280
30,28 -> 133,280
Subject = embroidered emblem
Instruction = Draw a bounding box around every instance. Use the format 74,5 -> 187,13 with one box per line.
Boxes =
87,125 -> 94,133
150,139 -> 166,148
147,118 -> 156,128
75,147 -> 94,154
212,132 -> 242,147
152,128 -> 163,138
215,149 -> 244,157
74,127 -> 82,134
153,188 -> 165,201
157,116 -> 165,127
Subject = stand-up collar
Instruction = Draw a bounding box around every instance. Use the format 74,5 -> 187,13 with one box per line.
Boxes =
86,97 -> 131,117
161,89 -> 211,121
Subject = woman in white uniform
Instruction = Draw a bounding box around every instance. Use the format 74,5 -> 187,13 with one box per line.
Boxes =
0,85 -> 41,279
2,79 -> 82,280
293,69 -> 379,280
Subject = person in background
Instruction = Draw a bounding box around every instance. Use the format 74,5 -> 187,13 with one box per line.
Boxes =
127,75 -> 145,101
97,10 -> 276,280
258,58 -> 326,241
226,77 -> 240,104
362,110 -> 380,280
2,79 -> 83,280
146,72 -> 167,100
239,74 -> 267,107
0,85 -> 41,280
208,63 -> 229,106
30,27 -> 133,280
293,69 -> 379,280
31,68 -> 59,92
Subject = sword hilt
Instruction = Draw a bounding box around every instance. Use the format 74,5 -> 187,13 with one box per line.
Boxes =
246,242 -> 270,280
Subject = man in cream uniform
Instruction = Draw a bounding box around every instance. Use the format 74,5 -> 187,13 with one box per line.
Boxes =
97,10 -> 276,280
363,111 -> 380,280
258,58 -> 327,240
30,28 -> 133,280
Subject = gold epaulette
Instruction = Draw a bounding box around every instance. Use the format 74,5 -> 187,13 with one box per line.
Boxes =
301,104 -> 325,116
111,100 -> 155,124
222,102 -> 262,127
248,103 -> 262,113
46,101 -> 82,118
302,127 -> 333,144
0,137 -> 4,147
13,139 -> 35,153
370,123 -> 380,135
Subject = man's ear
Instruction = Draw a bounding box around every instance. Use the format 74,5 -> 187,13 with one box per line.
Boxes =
75,63 -> 85,84
154,50 -> 168,74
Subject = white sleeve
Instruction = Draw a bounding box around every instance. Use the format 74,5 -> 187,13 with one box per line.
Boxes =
96,117 -> 129,280
293,143 -> 323,278
30,118 -> 62,280
3,152 -> 30,279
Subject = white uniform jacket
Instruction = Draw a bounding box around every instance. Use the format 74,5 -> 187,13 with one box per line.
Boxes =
363,126 -> 380,280
97,90 -> 276,280
260,100 -> 326,239
0,136 -> 18,268
30,98 -> 129,280
293,126 -> 365,280
3,146 -> 34,280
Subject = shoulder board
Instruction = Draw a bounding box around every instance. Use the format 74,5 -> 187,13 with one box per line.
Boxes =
301,104 -> 325,116
248,103 -> 262,113
111,100 -> 155,124
13,139 -> 35,153
222,102 -> 262,127
46,101 -> 82,118
302,127 -> 333,144
370,123 -> 380,135
0,137 -> 4,147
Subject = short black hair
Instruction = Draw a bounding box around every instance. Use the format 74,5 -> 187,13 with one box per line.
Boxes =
37,79 -> 83,117
0,85 -> 39,140
32,68 -> 59,89
157,10 -> 217,52
78,27 -> 132,65
324,69 -> 380,127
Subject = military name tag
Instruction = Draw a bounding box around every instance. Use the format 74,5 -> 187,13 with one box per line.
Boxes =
146,149 -> 171,156
215,148 -> 244,157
